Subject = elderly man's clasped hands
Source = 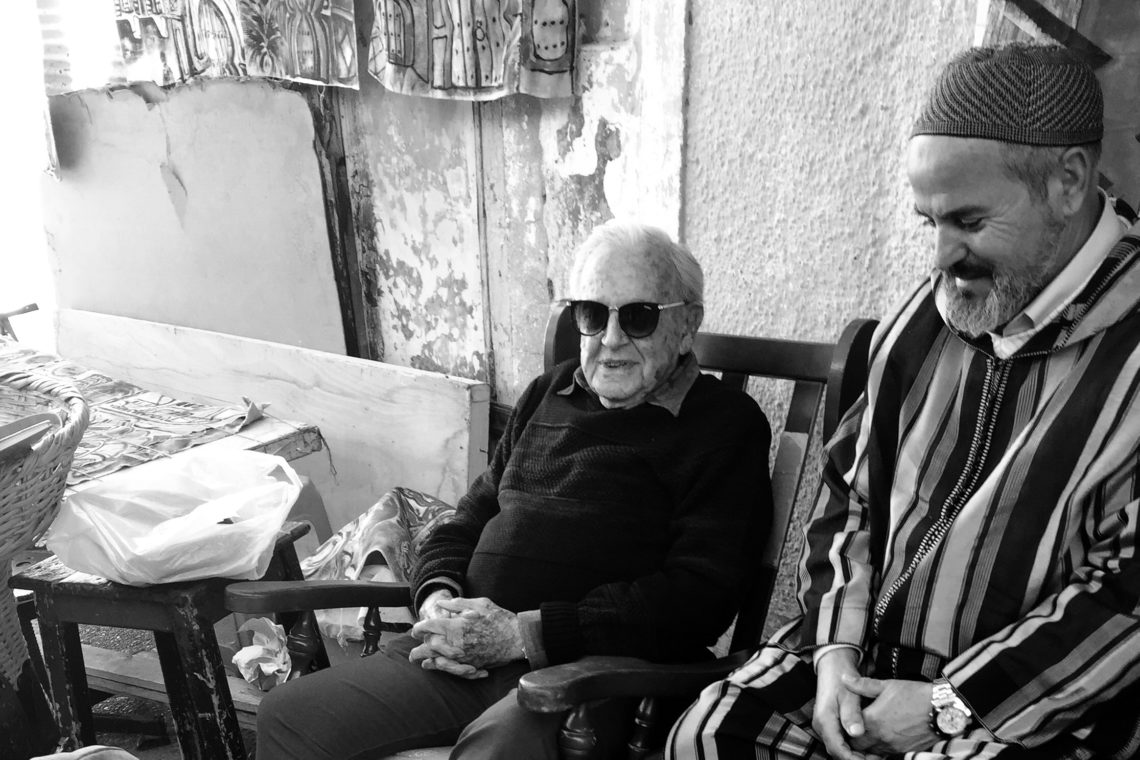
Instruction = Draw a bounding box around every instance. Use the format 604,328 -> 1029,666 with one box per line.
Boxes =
409,588 -> 526,679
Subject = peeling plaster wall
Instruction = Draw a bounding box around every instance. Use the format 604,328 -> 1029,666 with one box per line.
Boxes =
483,0 -> 687,402
347,1 -> 975,407
683,0 -> 975,631
345,0 -> 685,401
481,95 -> 553,400
42,79 -> 344,352
342,76 -> 489,380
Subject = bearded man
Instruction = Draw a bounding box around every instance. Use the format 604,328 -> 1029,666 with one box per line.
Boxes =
668,43 -> 1140,760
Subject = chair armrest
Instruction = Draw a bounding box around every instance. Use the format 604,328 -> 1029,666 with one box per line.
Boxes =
516,651 -> 752,713
225,580 -> 413,614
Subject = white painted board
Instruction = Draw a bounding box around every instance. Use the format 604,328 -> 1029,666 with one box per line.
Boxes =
58,309 -> 490,531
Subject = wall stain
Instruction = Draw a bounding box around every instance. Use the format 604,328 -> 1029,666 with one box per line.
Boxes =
548,115 -> 621,241
412,347 -> 487,380
556,105 -> 586,157
348,157 -> 385,359
422,270 -> 476,324
384,258 -> 427,341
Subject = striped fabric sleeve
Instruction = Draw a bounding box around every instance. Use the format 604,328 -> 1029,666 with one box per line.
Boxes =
795,283 -> 933,652
797,401 -> 877,650
796,306 -> 911,652
944,466 -> 1140,746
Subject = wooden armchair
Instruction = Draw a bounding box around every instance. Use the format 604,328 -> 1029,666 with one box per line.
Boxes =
224,306 -> 878,759
515,309 -> 877,759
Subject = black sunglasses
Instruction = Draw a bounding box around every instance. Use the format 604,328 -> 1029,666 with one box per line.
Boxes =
563,300 -> 689,339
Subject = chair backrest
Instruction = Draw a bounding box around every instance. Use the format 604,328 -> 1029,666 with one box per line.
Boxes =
543,303 -> 876,651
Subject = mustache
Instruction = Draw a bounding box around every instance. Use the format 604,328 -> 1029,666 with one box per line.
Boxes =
941,261 -> 993,281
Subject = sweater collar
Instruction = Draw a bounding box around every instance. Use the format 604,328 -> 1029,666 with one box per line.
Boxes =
557,352 -> 700,417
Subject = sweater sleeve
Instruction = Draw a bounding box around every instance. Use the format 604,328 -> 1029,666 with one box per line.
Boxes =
539,398 -> 774,664
409,375 -> 546,612
943,462 -> 1140,747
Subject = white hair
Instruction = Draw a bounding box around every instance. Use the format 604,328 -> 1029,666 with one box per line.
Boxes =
569,219 -> 704,302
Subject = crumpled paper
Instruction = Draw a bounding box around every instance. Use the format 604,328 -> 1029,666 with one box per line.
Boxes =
232,617 -> 292,691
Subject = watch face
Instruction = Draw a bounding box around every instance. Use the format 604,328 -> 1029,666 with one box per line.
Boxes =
936,706 -> 969,736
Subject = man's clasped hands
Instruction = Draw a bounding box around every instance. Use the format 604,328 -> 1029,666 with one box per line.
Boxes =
408,588 -> 526,679
812,648 -> 940,760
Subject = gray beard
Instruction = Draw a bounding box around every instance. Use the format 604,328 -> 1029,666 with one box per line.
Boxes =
939,217 -> 1067,338
938,269 -> 1048,337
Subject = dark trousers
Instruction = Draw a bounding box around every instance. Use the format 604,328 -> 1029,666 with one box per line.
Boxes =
255,634 -> 546,760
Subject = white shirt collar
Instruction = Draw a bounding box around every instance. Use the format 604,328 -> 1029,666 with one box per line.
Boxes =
988,192 -> 1129,359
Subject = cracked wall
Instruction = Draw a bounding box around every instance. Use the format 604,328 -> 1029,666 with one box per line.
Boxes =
42,79 -> 344,353
342,76 -> 489,381
490,0 -> 687,403
346,0 -> 686,400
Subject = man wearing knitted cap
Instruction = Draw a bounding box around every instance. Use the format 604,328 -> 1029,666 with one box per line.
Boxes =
668,43 -> 1140,760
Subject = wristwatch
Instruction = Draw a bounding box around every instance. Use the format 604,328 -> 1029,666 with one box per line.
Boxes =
930,678 -> 972,738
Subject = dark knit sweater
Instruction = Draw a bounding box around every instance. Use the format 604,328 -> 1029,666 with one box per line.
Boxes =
410,359 -> 773,665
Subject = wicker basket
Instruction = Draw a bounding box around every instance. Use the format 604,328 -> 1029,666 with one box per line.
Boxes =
0,370 -> 88,686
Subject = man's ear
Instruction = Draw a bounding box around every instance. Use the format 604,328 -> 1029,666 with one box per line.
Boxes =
1053,145 -> 1097,218
679,303 -> 704,354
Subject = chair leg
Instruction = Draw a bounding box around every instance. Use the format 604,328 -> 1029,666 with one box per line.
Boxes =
0,658 -> 59,759
559,704 -> 599,760
16,594 -> 48,688
39,619 -> 94,749
560,706 -> 615,760
362,606 -> 382,657
627,697 -> 658,759
153,623 -> 245,760
285,612 -> 324,678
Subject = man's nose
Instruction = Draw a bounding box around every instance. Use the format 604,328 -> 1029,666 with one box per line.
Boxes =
600,309 -> 627,347
933,225 -> 965,271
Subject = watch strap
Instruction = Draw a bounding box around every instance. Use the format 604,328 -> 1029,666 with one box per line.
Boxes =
930,677 -> 972,738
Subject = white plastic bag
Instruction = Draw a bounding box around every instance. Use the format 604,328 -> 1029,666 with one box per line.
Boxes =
44,450 -> 303,585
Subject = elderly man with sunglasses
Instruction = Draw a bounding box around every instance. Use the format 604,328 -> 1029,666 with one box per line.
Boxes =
256,219 -> 773,760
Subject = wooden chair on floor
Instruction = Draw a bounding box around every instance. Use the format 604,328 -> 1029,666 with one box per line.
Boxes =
225,306 -> 878,760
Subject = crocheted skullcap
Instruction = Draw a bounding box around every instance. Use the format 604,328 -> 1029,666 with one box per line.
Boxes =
912,43 -> 1103,146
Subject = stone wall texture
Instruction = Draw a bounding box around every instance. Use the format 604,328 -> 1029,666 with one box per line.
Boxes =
682,0 -> 975,630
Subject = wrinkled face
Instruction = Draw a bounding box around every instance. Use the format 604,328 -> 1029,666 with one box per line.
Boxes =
907,136 -> 1068,337
569,246 -> 699,409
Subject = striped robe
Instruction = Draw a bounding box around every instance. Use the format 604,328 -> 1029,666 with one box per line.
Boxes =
670,222 -> 1140,760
